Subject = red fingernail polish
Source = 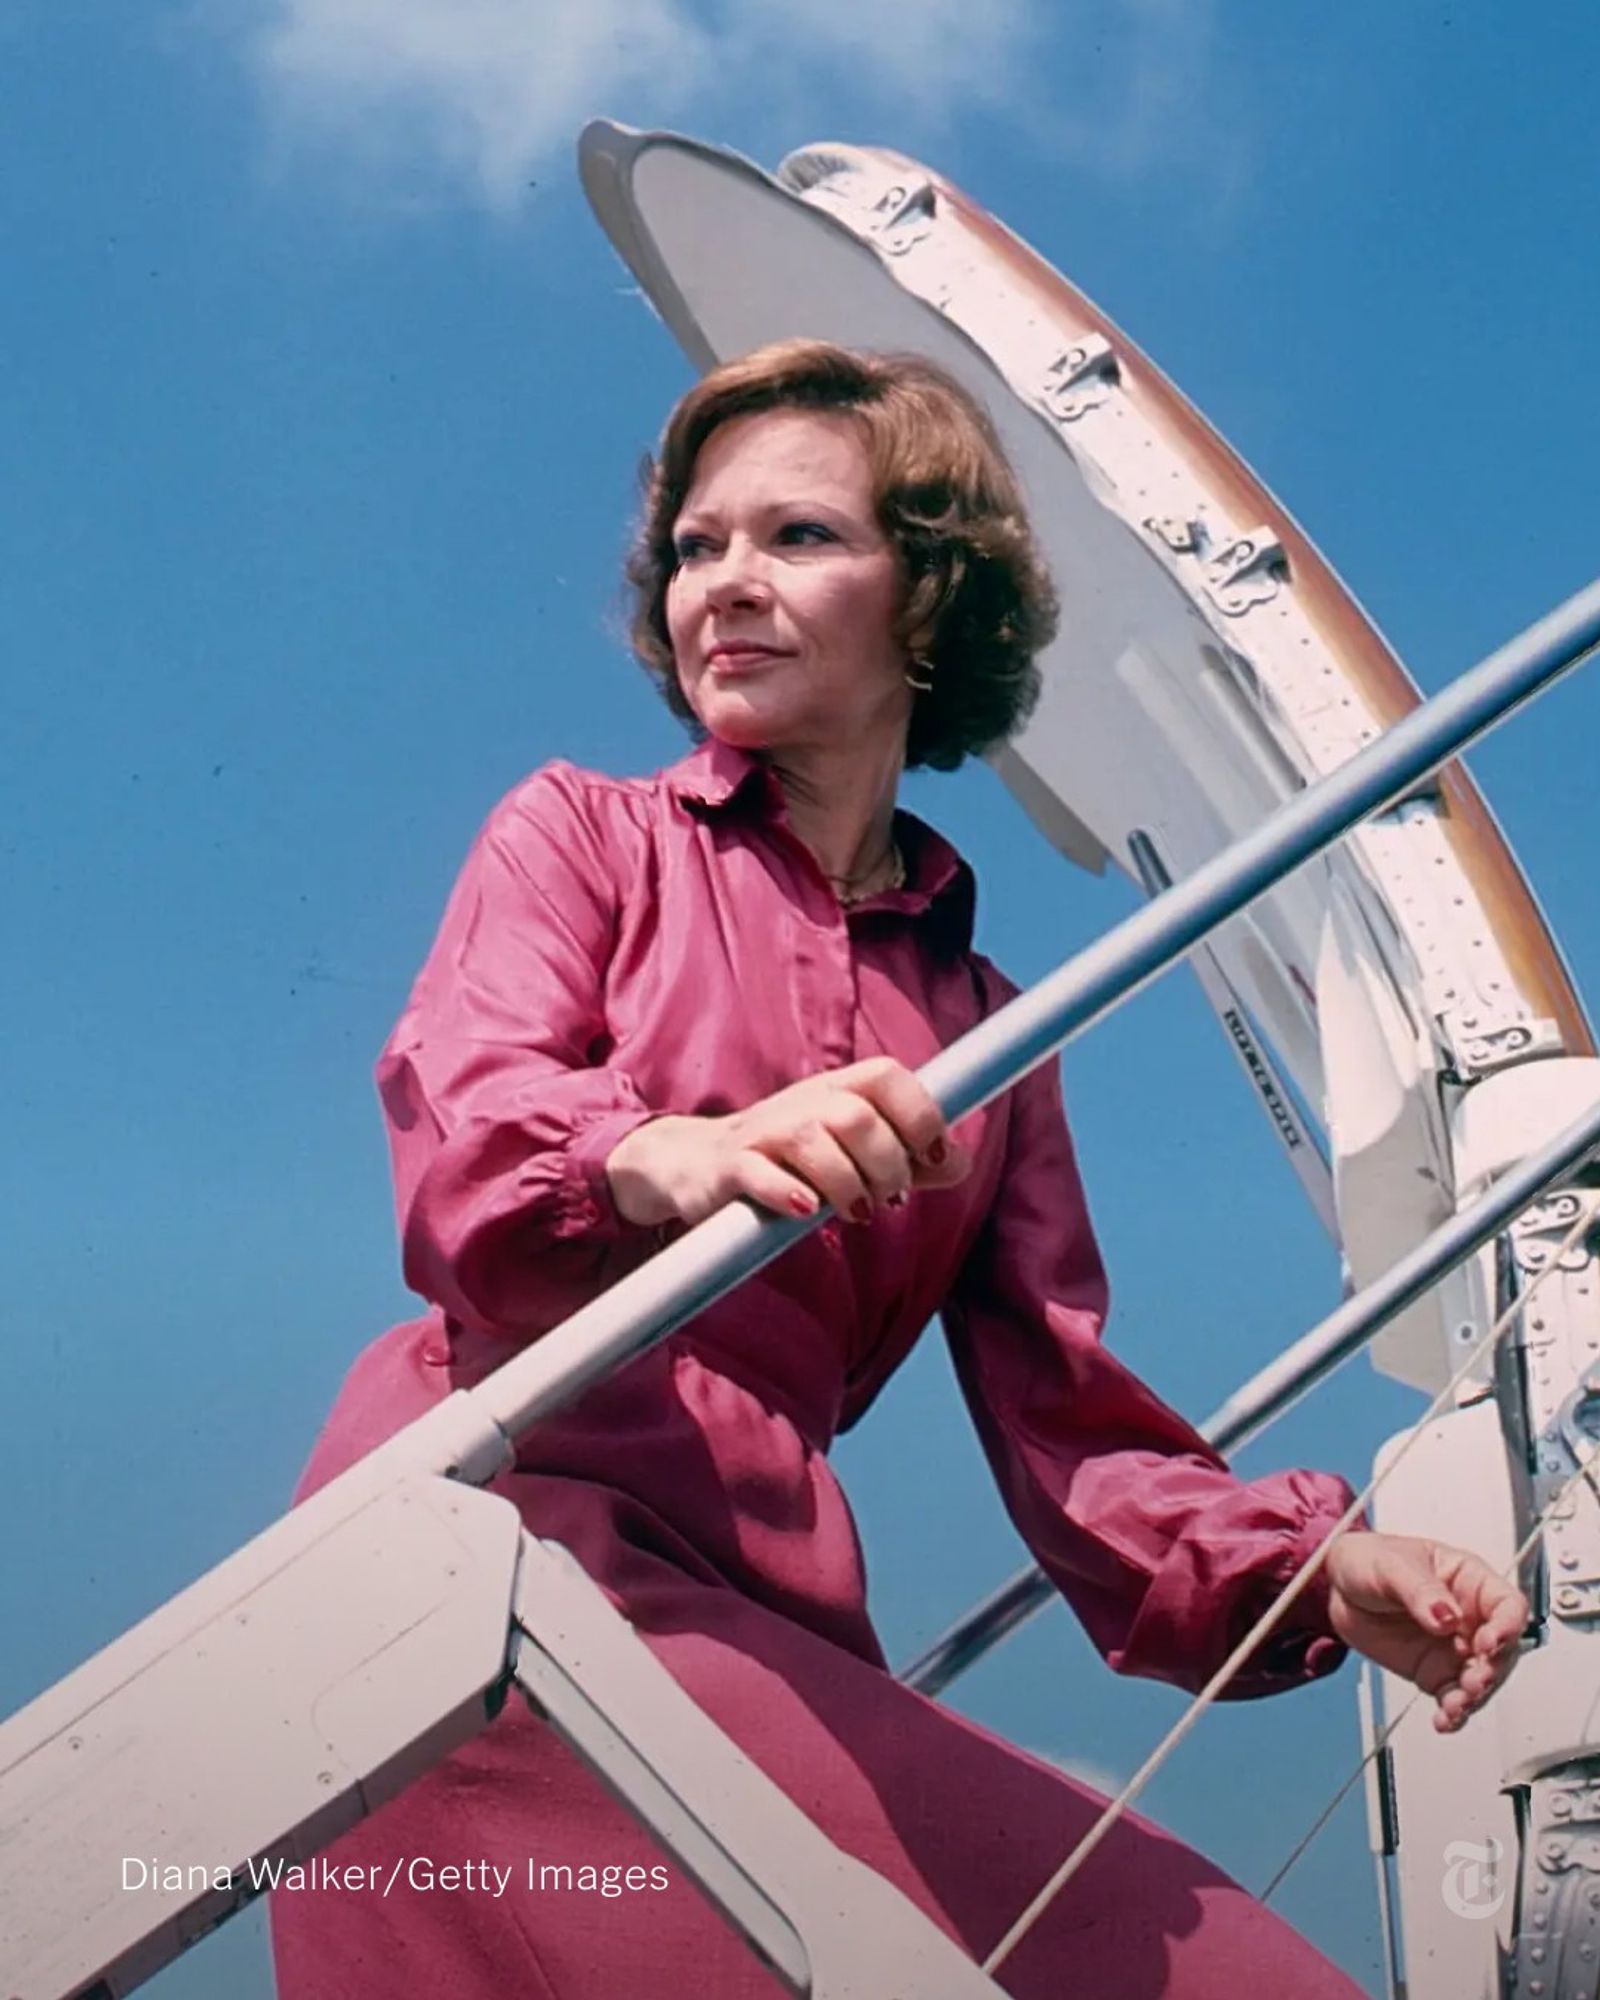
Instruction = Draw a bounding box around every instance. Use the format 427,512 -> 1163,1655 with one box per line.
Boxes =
927,1139 -> 947,1165
851,1198 -> 872,1222
789,1191 -> 817,1217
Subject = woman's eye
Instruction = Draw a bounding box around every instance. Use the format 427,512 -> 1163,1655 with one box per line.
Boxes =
671,521 -> 834,563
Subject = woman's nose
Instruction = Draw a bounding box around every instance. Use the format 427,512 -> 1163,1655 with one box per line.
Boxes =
702,539 -> 772,611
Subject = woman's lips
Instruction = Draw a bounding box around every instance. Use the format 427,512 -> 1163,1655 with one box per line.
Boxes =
706,646 -> 788,676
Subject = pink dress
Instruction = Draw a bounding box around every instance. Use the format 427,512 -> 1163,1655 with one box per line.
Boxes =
270,735 -> 1365,1998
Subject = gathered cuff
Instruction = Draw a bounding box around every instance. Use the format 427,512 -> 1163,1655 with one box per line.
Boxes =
1248,1494 -> 1368,1691
555,1104 -> 666,1241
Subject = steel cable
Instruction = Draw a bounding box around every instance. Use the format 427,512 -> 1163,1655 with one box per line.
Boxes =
984,1195 -> 1596,1977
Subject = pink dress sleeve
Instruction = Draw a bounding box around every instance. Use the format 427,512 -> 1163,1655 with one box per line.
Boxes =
375,763 -> 661,1340
940,1044 -> 1354,1699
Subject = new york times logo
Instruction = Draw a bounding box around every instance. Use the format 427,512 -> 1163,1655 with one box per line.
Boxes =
1441,1838 -> 1506,1920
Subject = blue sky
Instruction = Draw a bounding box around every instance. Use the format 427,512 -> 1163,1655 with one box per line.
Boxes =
3,5 -> 1598,1994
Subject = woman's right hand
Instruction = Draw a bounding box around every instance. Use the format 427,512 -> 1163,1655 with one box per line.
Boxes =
604,1056 -> 973,1229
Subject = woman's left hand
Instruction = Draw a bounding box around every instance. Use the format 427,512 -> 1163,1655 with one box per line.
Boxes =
1323,1530 -> 1528,1733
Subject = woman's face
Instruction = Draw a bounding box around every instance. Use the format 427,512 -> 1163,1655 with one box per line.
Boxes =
664,409 -> 912,762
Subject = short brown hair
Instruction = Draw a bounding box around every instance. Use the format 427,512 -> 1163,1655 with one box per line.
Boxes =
623,340 -> 1058,773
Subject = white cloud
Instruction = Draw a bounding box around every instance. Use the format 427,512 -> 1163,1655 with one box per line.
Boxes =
225,0 -> 1226,210
1095,0 -> 1221,176
1021,1746 -> 1128,1799
249,0 -> 715,205
732,0 -> 1044,117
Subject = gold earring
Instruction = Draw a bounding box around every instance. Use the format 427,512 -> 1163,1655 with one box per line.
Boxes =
905,653 -> 935,692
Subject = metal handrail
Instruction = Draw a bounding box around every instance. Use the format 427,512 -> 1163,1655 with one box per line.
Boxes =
463,578 -> 1600,1470
897,1088 -> 1600,1695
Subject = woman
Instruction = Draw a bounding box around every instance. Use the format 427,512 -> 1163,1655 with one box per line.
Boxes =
271,340 -> 1524,1998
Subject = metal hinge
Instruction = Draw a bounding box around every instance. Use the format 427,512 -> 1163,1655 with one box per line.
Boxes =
1511,1765 -> 1600,1989
1204,528 -> 1288,616
1516,1189 -> 1600,1622
1442,1012 -> 1563,1081
1041,334 -> 1118,422
1143,514 -> 1205,556
1510,1187 -> 1599,1276
868,180 -> 937,255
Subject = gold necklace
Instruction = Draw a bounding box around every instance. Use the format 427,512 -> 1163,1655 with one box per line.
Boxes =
831,842 -> 905,906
